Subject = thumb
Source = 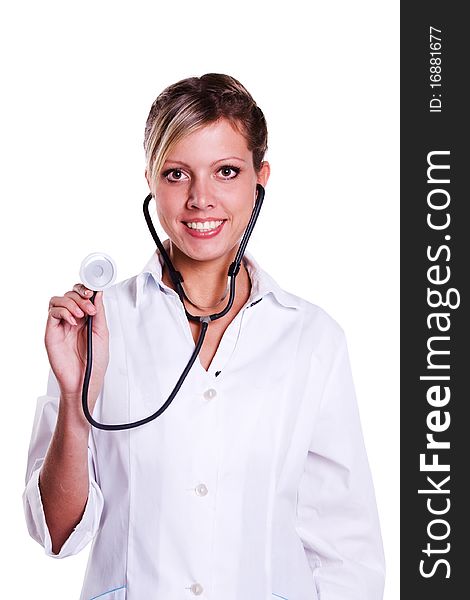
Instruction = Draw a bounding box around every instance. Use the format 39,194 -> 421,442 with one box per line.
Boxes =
91,291 -> 108,332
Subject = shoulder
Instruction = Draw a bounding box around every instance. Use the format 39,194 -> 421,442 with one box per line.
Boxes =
101,252 -> 164,310
278,286 -> 346,347
99,274 -> 144,329
102,275 -> 138,301
245,253 -> 344,348
102,266 -> 154,307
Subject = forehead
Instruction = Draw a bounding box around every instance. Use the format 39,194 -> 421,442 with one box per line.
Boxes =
166,118 -> 251,162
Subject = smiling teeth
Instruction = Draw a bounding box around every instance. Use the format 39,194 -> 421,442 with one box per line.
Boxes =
186,220 -> 223,231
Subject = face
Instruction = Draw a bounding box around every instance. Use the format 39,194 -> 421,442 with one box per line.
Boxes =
147,118 -> 270,266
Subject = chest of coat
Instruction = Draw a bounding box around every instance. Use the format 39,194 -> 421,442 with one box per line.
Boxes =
93,292 -> 316,494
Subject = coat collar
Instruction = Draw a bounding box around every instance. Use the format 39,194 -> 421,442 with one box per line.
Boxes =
134,247 -> 300,311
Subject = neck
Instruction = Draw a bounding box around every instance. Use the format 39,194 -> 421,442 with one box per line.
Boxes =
161,241 -> 250,314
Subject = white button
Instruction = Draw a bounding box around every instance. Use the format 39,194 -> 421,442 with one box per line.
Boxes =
190,582 -> 204,595
195,483 -> 208,497
203,388 -> 217,400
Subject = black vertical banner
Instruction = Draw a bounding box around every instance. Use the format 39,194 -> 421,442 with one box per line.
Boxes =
401,3 -> 468,598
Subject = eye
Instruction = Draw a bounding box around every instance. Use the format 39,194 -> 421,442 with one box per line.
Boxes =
162,168 -> 189,182
218,165 -> 240,179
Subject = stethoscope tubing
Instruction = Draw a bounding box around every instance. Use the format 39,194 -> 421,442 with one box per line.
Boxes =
82,311 -> 209,430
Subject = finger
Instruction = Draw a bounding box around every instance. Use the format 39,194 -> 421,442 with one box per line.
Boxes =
90,291 -> 108,331
73,283 -> 93,298
48,306 -> 78,327
49,296 -> 86,319
63,291 -> 97,316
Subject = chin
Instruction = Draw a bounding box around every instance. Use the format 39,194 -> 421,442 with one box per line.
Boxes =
189,248 -> 233,264
176,240 -> 238,265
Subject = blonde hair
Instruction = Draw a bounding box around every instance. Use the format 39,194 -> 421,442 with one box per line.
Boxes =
144,73 -> 268,186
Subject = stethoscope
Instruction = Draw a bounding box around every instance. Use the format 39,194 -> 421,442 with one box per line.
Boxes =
80,183 -> 265,430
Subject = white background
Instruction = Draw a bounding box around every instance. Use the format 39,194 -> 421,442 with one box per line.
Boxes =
0,1 -> 399,598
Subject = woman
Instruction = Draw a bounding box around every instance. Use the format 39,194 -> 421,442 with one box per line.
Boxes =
24,74 -> 385,599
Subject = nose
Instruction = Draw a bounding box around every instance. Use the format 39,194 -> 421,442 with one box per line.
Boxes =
187,177 -> 216,211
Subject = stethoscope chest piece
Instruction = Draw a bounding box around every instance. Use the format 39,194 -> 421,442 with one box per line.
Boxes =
80,252 -> 117,291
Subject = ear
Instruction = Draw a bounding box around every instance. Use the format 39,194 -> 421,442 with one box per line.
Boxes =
257,161 -> 270,188
145,169 -> 156,197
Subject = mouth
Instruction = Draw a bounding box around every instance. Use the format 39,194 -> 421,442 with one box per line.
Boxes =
182,219 -> 226,238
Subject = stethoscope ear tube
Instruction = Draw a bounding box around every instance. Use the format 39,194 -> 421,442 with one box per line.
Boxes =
82,184 -> 265,430
231,183 -> 265,273
143,194 -> 184,291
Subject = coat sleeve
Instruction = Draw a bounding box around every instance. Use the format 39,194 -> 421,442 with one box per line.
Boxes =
295,332 -> 385,599
22,370 -> 104,558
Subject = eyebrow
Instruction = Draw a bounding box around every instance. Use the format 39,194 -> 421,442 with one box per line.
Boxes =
211,156 -> 247,166
163,156 -> 247,168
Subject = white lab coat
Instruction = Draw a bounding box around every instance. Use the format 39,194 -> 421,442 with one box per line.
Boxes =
24,250 -> 385,600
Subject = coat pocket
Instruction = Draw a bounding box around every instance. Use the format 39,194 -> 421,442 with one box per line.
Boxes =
88,584 -> 126,599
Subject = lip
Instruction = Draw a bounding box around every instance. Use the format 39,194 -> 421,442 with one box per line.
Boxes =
182,219 -> 226,239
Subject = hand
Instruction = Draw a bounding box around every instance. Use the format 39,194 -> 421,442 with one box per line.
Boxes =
45,283 -> 109,411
